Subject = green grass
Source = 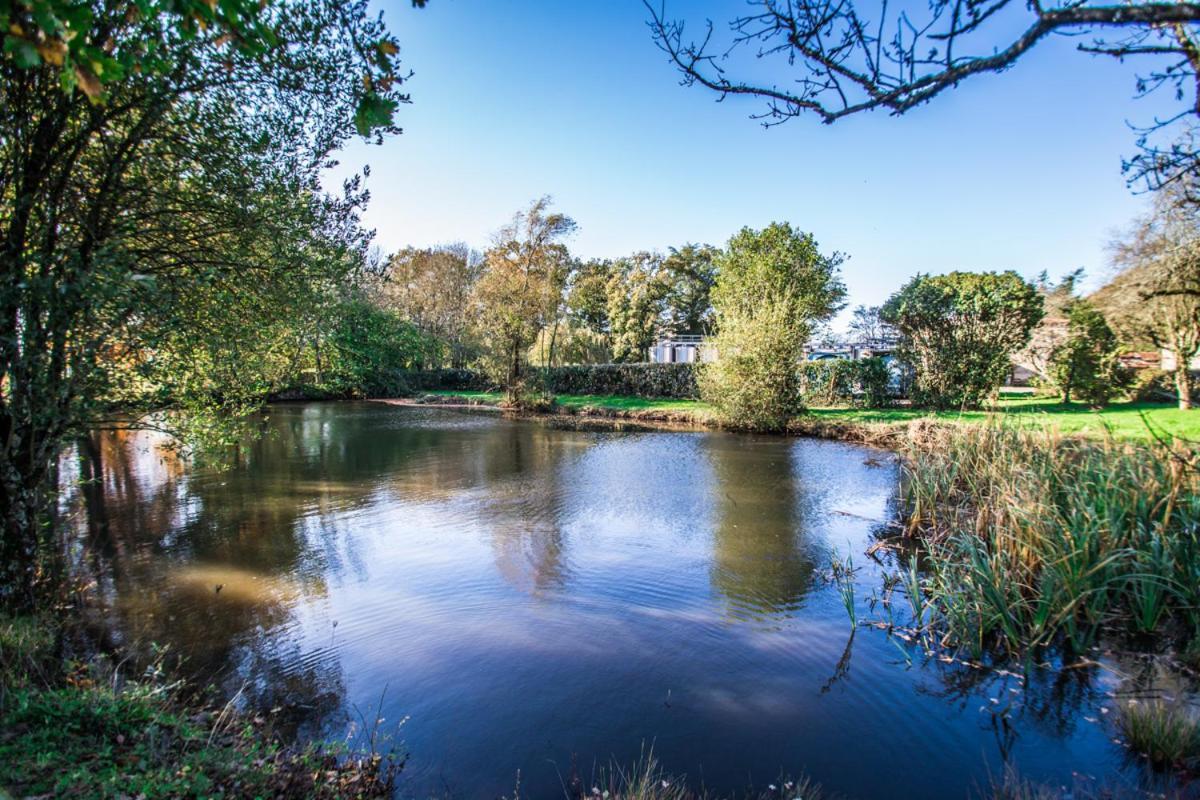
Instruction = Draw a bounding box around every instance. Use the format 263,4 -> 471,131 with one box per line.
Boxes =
0,614 -> 398,799
811,395 -> 1200,441
420,390 -> 1198,442
1115,701 -> 1200,772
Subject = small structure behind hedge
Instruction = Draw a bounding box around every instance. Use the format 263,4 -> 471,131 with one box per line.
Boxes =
799,357 -> 893,408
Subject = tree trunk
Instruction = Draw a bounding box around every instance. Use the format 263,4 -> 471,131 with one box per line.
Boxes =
1177,365 -> 1193,410
0,468 -> 47,612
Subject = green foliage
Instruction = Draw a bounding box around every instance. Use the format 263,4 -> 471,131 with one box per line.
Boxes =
0,0 -> 410,136
900,425 -> 1200,657
661,243 -> 719,336
700,293 -> 809,431
0,0 -> 413,607
711,222 -> 846,322
321,299 -> 443,397
607,254 -> 669,363
1047,300 -> 1125,406
701,223 -> 846,430
799,357 -> 892,408
882,271 -> 1044,409
538,363 -> 698,399
1115,701 -> 1200,771
566,258 -> 614,334
527,322 -> 613,366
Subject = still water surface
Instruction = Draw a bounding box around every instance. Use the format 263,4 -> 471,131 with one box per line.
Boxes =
66,403 -> 1162,798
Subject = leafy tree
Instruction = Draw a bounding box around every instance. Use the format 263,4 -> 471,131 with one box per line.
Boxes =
661,243 -> 719,336
472,198 -> 575,400
881,272 -> 1044,409
701,223 -> 846,429
1048,300 -> 1123,406
380,244 -> 483,368
0,0 -> 415,607
565,258 -> 613,335
322,296 -> 443,396
527,322 -> 611,366
606,253 -> 667,363
648,1 -> 1200,192
711,223 -> 846,323
1105,181 -> 1200,409
847,304 -> 894,345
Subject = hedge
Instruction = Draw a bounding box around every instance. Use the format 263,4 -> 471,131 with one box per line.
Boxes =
536,363 -> 699,399
799,357 -> 893,408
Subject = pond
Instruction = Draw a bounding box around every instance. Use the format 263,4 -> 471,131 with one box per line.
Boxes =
64,402 -> 1172,798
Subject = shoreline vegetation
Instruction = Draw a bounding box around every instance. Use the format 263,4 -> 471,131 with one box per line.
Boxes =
381,390 -> 1200,444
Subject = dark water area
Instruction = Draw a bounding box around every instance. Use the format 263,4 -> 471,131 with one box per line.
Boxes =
62,402 -> 1189,798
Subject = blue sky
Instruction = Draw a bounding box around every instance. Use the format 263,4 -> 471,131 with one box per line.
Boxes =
329,0 -> 1176,318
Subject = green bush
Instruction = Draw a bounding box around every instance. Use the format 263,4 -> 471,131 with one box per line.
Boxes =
800,357 -> 892,408
699,294 -> 808,430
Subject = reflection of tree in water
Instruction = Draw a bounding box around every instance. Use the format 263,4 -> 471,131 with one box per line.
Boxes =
704,437 -> 816,622
479,421 -> 577,595
63,403 -> 481,736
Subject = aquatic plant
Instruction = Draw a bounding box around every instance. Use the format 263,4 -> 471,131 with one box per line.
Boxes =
569,749 -> 825,800
1115,700 -> 1200,771
898,424 -> 1200,658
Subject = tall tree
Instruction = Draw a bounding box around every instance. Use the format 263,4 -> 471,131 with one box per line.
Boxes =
700,223 -> 846,429
0,0 -> 416,607
472,198 -> 576,399
1048,300 -> 1123,405
606,252 -> 668,363
381,244 -> 483,368
647,1 -> 1200,192
881,271 -> 1044,409
661,243 -> 719,337
1106,182 -> 1200,409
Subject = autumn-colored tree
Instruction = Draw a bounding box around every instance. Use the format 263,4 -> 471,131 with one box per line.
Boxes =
380,244 -> 483,367
472,198 -> 576,400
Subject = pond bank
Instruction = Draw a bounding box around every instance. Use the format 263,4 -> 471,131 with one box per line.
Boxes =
383,390 -> 1200,444
0,613 -> 400,798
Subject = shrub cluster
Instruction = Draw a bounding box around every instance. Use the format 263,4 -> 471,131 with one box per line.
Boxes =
536,362 -> 699,399
799,357 -> 892,408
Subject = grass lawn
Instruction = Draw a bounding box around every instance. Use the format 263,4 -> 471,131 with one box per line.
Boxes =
420,390 -> 1198,441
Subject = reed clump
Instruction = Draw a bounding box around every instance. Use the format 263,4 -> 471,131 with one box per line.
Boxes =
899,423 -> 1200,657
1115,701 -> 1200,772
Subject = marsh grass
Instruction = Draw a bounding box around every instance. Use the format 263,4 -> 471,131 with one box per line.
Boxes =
898,424 -> 1200,658
1115,701 -> 1200,771
563,750 -> 825,800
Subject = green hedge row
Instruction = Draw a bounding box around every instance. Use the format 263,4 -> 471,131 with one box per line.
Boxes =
536,363 -> 698,399
799,357 -> 893,408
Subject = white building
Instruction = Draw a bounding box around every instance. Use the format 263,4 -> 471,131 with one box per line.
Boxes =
648,335 -> 717,364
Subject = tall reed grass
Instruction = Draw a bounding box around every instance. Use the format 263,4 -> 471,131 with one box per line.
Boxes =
898,423 -> 1200,658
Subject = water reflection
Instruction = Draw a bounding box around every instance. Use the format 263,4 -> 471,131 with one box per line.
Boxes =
706,436 -> 815,621
59,403 -> 1192,799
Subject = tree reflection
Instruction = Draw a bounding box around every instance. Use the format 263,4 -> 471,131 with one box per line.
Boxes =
704,437 -> 816,622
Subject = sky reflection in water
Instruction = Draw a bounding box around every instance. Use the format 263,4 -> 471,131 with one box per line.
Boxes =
64,403 -> 1170,799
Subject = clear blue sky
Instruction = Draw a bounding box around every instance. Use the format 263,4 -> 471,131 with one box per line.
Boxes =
328,0 -> 1175,318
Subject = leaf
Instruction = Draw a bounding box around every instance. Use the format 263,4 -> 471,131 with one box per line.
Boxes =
73,64 -> 102,98
4,36 -> 42,69
353,92 -> 397,136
